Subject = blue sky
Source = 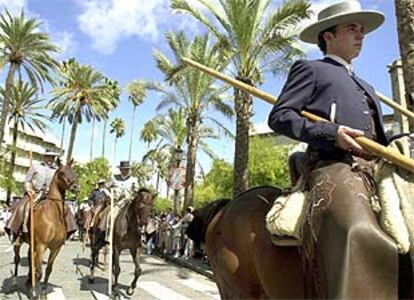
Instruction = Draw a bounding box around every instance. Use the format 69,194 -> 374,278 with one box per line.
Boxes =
0,0 -> 400,174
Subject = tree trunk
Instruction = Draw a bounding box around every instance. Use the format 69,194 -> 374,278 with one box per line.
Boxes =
0,63 -> 18,146
60,116 -> 66,150
66,105 -> 81,164
232,85 -> 253,198
90,117 -> 95,162
128,106 -> 136,162
112,136 -> 117,169
6,117 -> 19,205
156,170 -> 160,193
395,0 -> 414,131
184,120 -> 198,210
102,119 -> 107,158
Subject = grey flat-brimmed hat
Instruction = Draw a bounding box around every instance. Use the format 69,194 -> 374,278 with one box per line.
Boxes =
300,0 -> 384,44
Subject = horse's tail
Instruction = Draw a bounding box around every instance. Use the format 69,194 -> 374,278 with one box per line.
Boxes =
186,198 -> 231,245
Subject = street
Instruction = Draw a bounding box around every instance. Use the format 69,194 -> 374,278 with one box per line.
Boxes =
0,236 -> 219,300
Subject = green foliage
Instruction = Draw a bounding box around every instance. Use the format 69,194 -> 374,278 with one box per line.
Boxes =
74,157 -> 111,201
152,196 -> 172,214
194,137 -> 290,204
249,136 -> 290,188
131,161 -> 154,187
194,159 -> 233,206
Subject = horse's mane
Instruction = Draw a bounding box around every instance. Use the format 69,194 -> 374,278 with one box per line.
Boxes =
186,198 -> 231,245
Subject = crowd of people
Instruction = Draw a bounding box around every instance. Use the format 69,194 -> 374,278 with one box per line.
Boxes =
144,207 -> 196,259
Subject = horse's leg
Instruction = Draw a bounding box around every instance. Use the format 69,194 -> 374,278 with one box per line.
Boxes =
103,245 -> 108,271
43,245 -> 63,290
89,237 -> 99,283
126,247 -> 142,296
33,243 -> 46,290
112,247 -> 121,292
13,244 -> 21,277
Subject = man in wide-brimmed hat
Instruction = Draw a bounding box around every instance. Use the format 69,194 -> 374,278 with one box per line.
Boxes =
99,161 -> 139,242
6,149 -> 61,240
268,1 -> 399,298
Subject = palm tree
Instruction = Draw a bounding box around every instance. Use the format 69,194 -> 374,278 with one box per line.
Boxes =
1,81 -> 49,204
89,116 -> 96,161
110,118 -> 126,168
48,58 -> 120,164
395,0 -> 414,131
126,80 -> 147,161
148,32 -> 233,209
0,10 -> 59,145
141,108 -> 186,211
150,31 -> 234,209
141,108 -> 187,196
172,0 -> 311,197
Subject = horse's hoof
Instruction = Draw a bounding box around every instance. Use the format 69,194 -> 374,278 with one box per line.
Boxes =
126,287 -> 135,296
88,277 -> 95,284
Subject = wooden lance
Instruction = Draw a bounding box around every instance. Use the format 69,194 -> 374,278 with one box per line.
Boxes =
108,188 -> 114,297
29,151 -> 36,290
181,57 -> 414,173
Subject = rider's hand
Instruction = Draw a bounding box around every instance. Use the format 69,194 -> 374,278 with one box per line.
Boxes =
27,189 -> 36,199
335,125 -> 368,155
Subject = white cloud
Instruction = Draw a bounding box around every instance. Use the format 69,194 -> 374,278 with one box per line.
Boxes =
76,0 -> 170,55
75,0 -> 210,55
0,0 -> 26,15
52,31 -> 77,59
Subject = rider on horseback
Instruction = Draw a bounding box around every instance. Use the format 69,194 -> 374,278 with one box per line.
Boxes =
5,149 -> 59,241
103,161 -> 139,242
87,178 -> 110,229
268,1 -> 403,298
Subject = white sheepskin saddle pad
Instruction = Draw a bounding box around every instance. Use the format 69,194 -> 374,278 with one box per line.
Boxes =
265,177 -> 307,244
375,134 -> 414,254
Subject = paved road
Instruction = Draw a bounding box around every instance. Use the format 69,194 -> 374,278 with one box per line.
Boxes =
0,235 -> 219,300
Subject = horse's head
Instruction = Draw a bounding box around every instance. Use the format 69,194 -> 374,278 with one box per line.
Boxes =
186,198 -> 231,245
55,158 -> 79,194
132,188 -> 156,227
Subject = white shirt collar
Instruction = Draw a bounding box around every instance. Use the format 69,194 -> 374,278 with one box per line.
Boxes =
325,54 -> 353,75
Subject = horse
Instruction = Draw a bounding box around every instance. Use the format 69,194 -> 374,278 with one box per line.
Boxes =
75,206 -> 91,242
13,158 -> 79,292
187,186 -> 414,299
88,188 -> 156,296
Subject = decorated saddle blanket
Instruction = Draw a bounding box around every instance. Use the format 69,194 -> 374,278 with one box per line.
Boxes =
266,134 -> 414,251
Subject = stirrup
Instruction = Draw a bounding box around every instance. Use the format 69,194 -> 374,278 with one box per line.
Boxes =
270,234 -> 301,247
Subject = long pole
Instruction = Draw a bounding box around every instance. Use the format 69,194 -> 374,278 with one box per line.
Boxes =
29,151 -> 35,291
181,57 -> 414,173
108,189 -> 114,297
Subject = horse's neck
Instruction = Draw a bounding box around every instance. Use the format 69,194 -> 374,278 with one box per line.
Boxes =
127,201 -> 139,226
47,178 -> 64,201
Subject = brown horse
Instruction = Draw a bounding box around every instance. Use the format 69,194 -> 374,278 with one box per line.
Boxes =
13,158 -> 79,291
187,186 -> 414,299
75,206 -> 91,242
89,188 -> 156,296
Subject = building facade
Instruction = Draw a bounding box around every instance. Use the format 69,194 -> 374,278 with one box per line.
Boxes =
1,122 -> 62,200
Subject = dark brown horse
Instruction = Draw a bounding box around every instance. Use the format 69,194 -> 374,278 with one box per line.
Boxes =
187,186 -> 414,299
13,158 -> 79,292
89,188 -> 155,296
75,206 -> 92,242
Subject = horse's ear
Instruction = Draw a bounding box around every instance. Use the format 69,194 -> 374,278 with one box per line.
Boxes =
152,193 -> 158,201
56,157 -> 62,168
69,158 -> 75,167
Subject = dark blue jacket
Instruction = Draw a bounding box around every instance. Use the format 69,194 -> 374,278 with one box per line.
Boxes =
268,57 -> 388,151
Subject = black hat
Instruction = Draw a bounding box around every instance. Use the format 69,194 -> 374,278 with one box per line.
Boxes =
117,161 -> 131,169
